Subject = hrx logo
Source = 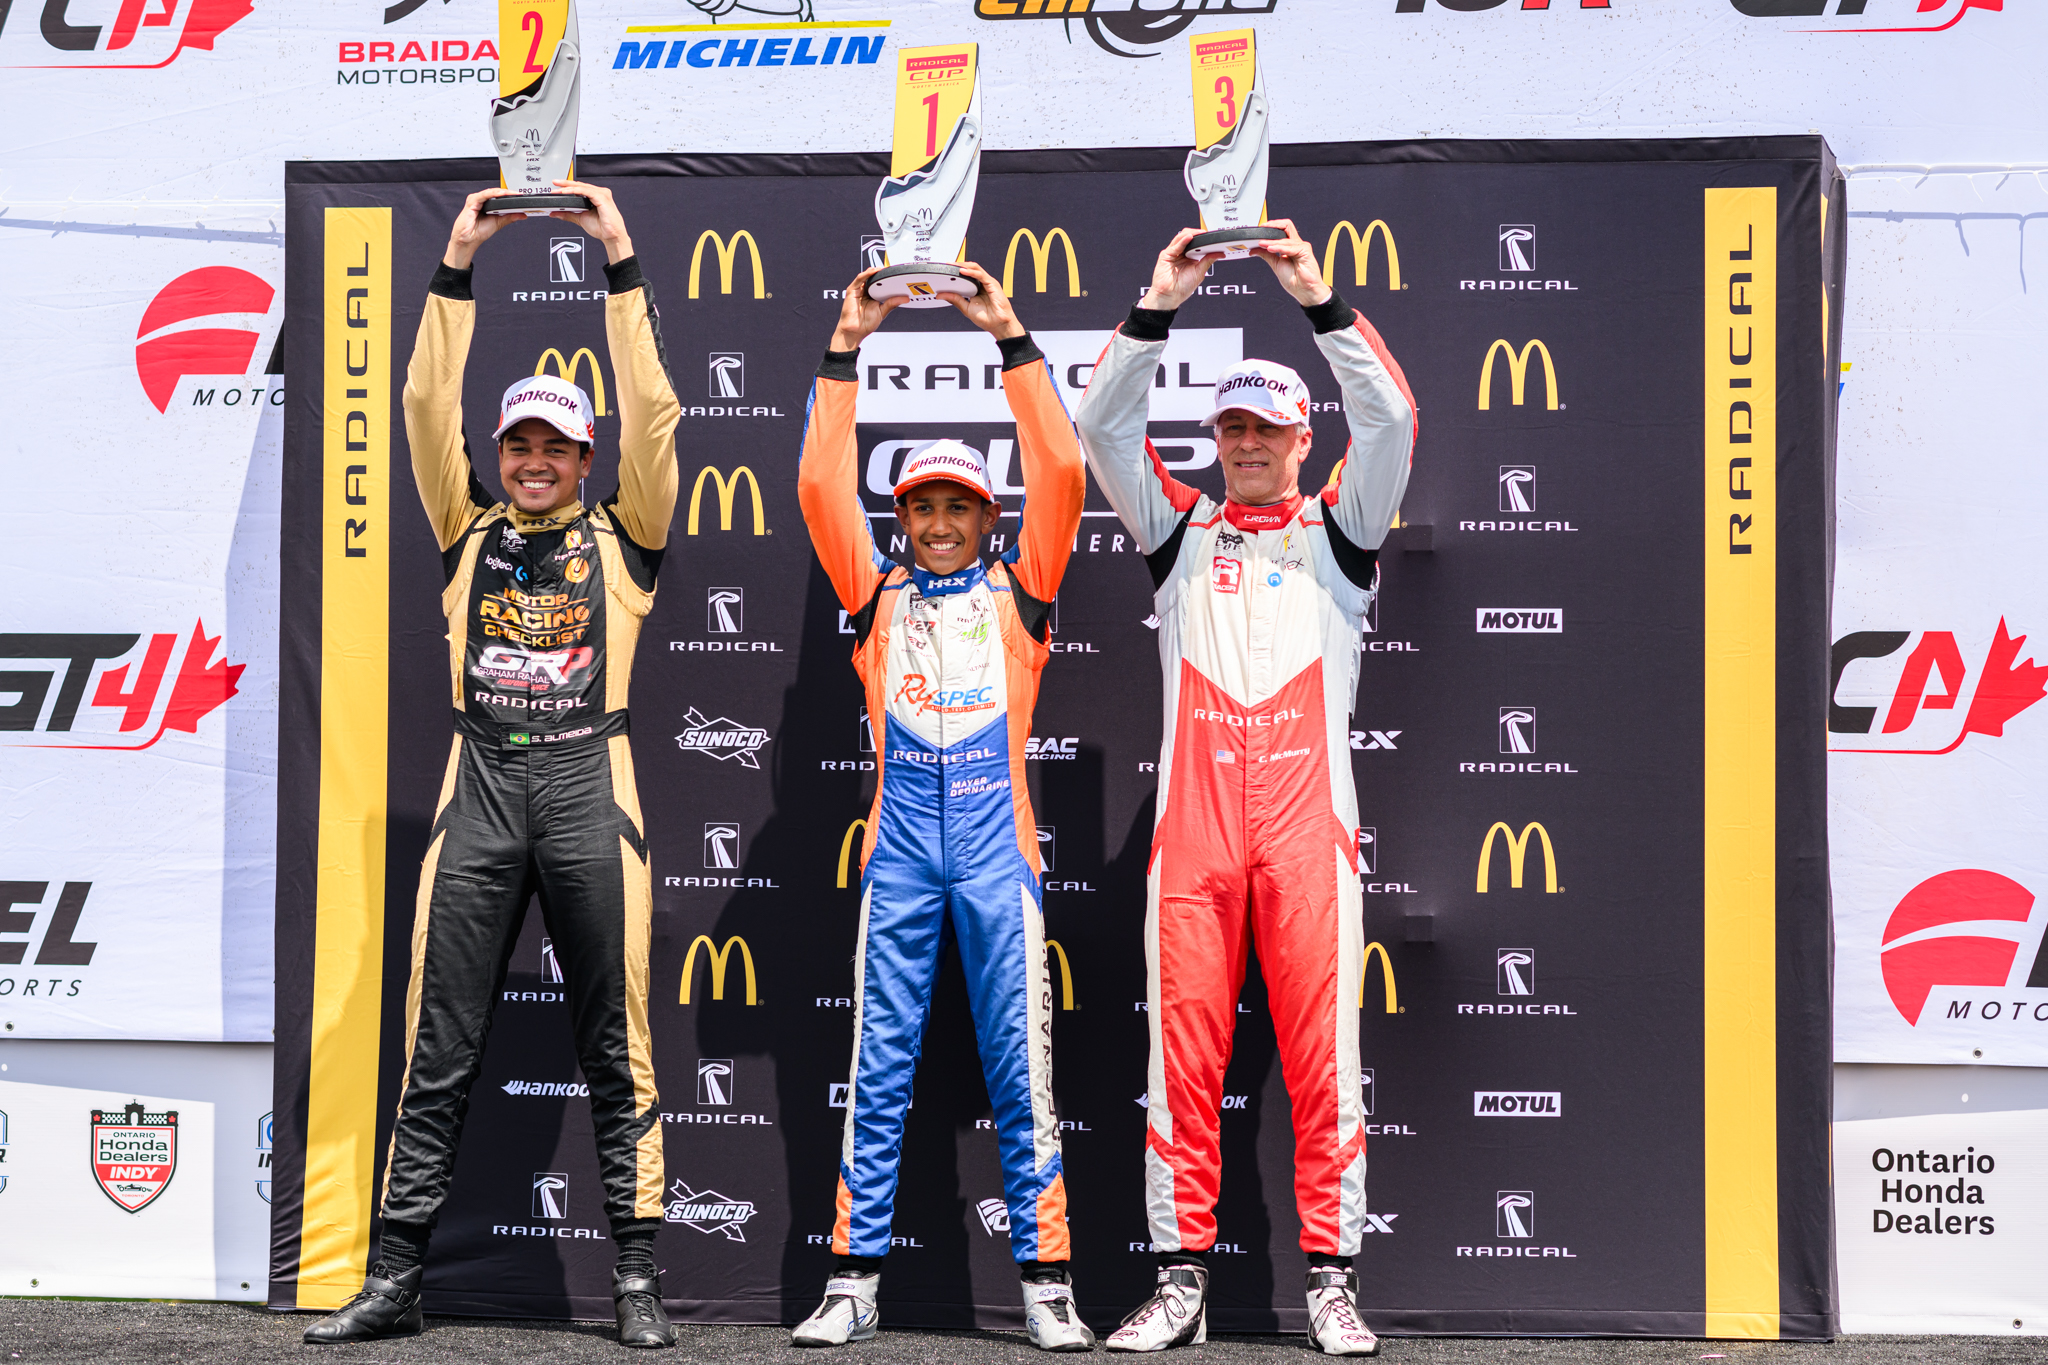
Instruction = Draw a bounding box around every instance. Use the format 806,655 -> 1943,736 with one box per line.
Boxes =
1830,621 -> 2046,754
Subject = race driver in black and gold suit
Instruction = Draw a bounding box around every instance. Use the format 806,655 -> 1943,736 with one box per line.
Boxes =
305,182 -> 683,1349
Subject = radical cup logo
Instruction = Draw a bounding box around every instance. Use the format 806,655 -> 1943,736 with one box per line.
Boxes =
134,268 -> 275,413
92,1103 -> 177,1212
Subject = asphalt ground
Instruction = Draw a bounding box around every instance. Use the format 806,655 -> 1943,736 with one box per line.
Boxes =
5,1302 -> 2047,1365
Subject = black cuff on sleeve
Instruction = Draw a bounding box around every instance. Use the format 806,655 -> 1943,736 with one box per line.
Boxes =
818,348 -> 860,383
603,254 -> 648,294
1123,305 -> 1177,343
996,332 -> 1045,371
1303,291 -> 1356,335
428,263 -> 473,301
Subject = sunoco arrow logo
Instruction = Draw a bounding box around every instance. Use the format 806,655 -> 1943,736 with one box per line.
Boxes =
665,1178 -> 757,1240
675,707 -> 770,769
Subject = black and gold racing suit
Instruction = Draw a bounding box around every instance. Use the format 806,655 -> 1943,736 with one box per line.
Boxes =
380,255 -> 680,1235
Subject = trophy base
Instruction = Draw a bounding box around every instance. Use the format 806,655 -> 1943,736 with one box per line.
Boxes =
866,261 -> 979,309
1187,225 -> 1287,261
483,193 -> 594,218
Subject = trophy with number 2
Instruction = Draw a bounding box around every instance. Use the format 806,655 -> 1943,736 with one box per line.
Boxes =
485,0 -> 593,216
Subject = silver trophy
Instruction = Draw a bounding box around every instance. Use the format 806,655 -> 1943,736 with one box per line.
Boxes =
485,0 -> 592,216
866,67 -> 982,306
1185,71 -> 1281,260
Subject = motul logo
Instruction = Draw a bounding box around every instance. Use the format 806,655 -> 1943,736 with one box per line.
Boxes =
1473,1090 -> 1561,1116
1830,620 -> 2047,753
0,0 -> 254,68
135,268 -> 275,413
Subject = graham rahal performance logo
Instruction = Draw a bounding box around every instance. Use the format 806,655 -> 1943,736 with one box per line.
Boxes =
1830,620 -> 2047,754
0,0 -> 252,68
135,268 -> 276,414
665,1178 -> 757,1240
974,0 -> 1275,59
1,622 -> 242,750
1879,868 -> 2048,1028
675,707 -> 771,768
92,1103 -> 177,1213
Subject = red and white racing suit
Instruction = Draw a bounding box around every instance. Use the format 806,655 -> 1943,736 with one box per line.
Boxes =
1074,293 -> 1416,1257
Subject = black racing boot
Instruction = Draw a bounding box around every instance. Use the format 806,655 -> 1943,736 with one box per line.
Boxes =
302,1263 -> 424,1343
614,1271 -> 677,1348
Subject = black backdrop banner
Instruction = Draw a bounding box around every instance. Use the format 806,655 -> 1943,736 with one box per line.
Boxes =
271,138 -> 1840,1338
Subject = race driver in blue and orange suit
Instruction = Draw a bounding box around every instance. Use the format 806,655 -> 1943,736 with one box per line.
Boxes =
790,261 -> 1091,1351
303,184 -> 682,1350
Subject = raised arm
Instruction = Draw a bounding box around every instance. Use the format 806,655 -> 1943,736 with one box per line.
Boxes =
402,264 -> 488,552
797,349 -> 891,617
600,255 -> 682,549
1073,316 -> 1201,556
999,336 -> 1085,602
1313,299 -> 1416,552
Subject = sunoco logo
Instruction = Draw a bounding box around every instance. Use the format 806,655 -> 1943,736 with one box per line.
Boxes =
676,707 -> 770,768
665,1178 -> 757,1240
1473,1091 -> 1561,1117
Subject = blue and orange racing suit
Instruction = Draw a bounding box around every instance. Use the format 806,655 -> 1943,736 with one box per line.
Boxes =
797,332 -> 1085,1263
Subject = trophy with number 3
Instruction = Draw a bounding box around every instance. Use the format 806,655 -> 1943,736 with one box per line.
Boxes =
865,42 -> 983,306
1184,29 -> 1282,260
485,0 -> 594,216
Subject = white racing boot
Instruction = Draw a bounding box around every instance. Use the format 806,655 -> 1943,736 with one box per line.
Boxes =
791,1273 -> 880,1348
1305,1267 -> 1380,1357
1104,1264 -> 1207,1352
1024,1276 -> 1096,1352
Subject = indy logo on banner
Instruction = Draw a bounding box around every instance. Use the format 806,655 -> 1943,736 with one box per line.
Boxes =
91,1103 -> 177,1212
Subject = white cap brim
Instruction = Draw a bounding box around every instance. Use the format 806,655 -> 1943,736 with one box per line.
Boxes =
1201,402 -> 1306,428
493,410 -> 592,444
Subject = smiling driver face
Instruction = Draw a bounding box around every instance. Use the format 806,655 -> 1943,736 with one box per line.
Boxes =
497,417 -> 592,516
895,478 -> 1001,577
1213,407 -> 1311,508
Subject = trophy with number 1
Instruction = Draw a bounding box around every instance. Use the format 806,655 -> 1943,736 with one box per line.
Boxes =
484,0 -> 593,216
865,43 -> 983,305
1183,29 -> 1282,260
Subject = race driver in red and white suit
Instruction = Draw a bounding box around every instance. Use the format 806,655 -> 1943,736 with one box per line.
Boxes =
1075,223 -> 1415,1356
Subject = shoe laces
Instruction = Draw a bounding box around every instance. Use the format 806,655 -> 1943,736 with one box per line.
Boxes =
621,1290 -> 661,1323
1314,1285 -> 1365,1336
1118,1278 -> 1192,1332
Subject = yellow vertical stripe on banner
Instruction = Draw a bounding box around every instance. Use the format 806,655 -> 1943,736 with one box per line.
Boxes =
1702,187 -> 1778,1340
299,207 -> 392,1311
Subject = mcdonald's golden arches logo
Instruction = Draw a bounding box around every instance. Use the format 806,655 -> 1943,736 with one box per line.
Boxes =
680,934 -> 758,1004
688,230 -> 766,300
1002,228 -> 1081,298
1359,940 -> 1399,1013
1046,938 -> 1076,1011
1476,821 -> 1559,893
837,818 -> 868,889
1478,339 -> 1560,411
534,347 -> 608,416
687,465 -> 766,535
1321,220 -> 1403,292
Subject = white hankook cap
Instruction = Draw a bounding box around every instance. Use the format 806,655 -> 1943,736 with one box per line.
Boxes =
494,375 -> 596,444
894,439 -> 996,502
1201,358 -> 1312,428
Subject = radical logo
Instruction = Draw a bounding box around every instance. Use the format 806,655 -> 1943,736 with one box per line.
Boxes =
1830,620 -> 2048,754
1879,869 -> 2048,1027
1,0 -> 253,68
135,268 -> 275,414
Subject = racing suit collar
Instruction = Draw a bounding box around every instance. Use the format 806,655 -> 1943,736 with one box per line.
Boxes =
909,559 -> 988,598
506,500 -> 586,534
1222,493 -> 1302,533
